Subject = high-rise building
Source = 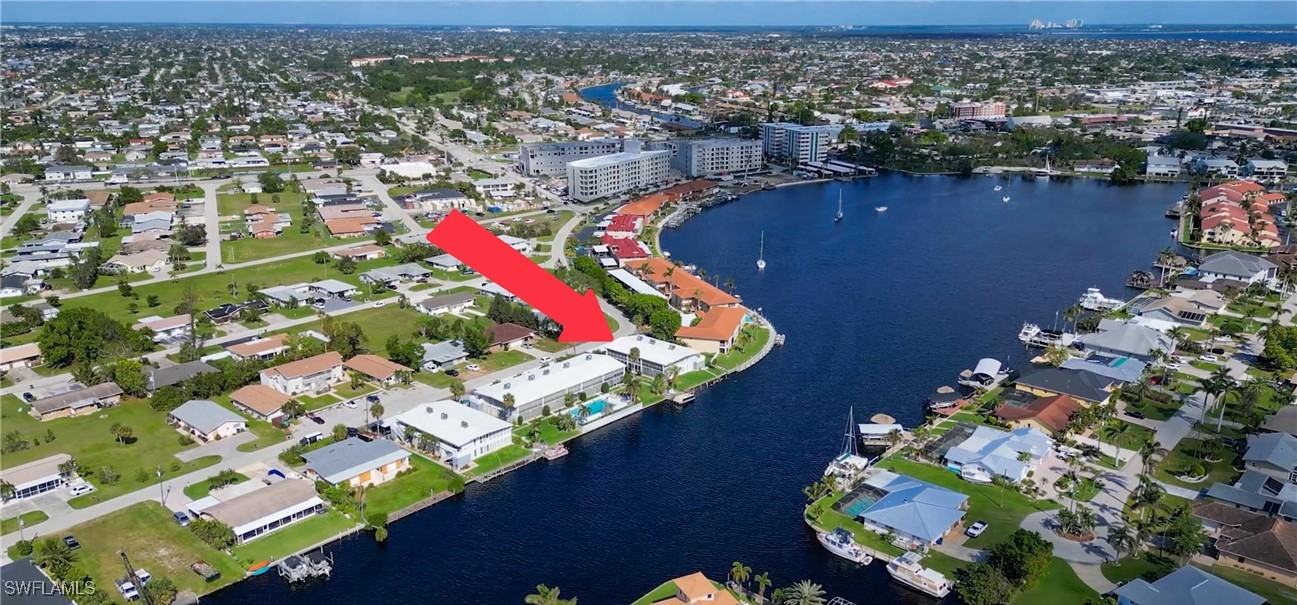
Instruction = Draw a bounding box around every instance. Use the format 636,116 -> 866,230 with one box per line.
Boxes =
517,139 -> 628,177
566,140 -> 671,203
671,138 -> 764,178
760,123 -> 843,165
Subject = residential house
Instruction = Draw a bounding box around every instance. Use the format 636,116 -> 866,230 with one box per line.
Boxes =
1243,432 -> 1297,483
105,249 -> 168,273
471,353 -> 625,421
307,279 -> 358,300
624,258 -> 740,312
0,343 -> 42,371
1260,407 -> 1297,438
1197,251 -> 1278,286
420,341 -> 469,371
943,425 -> 1052,483
488,323 -> 536,351
28,383 -> 124,421
333,244 -> 387,261
845,470 -> 968,548
226,334 -> 291,361
0,453 -> 73,501
148,361 -> 219,391
1076,319 -> 1175,362
168,400 -> 248,442
391,401 -> 512,469
1192,501 -> 1297,587
229,384 -> 291,423
300,437 -> 411,487
603,334 -> 705,377
650,572 -> 740,605
1205,469 -> 1297,522
1195,158 -> 1241,179
359,263 -> 431,287
1013,366 -> 1115,406
676,306 -> 748,355
993,394 -> 1082,437
260,351 -> 345,396
133,314 -> 191,343
1243,159 -> 1288,184
325,216 -> 378,238
193,479 -> 323,544
44,165 -> 93,182
344,354 -> 413,387
45,198 -> 90,224
416,292 -> 476,316
1111,566 -> 1263,605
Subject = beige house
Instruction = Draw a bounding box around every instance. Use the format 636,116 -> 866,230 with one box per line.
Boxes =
0,343 -> 42,371
168,400 -> 248,442
29,383 -> 124,421
300,437 -> 411,488
260,351 -> 345,396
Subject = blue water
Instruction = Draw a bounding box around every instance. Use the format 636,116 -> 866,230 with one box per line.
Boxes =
579,83 -> 704,129
572,399 -> 609,417
204,174 -> 1183,605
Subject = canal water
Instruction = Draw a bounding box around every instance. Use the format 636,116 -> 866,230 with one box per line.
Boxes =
206,175 -> 1185,604
580,82 -> 704,129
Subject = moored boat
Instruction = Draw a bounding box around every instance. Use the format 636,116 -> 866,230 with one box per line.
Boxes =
816,528 -> 874,565
249,561 -> 272,576
886,551 -> 952,598
542,445 -> 569,460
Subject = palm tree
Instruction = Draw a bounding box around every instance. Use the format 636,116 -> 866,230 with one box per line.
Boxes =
754,572 -> 772,601
1139,440 -> 1167,470
1133,476 -> 1166,523
781,580 -> 826,605
33,538 -> 75,575
730,561 -> 752,589
502,393 -> 517,416
0,480 -> 14,501
1108,524 -> 1134,564
1202,366 -> 1233,425
1099,420 -> 1136,462
524,584 -> 576,605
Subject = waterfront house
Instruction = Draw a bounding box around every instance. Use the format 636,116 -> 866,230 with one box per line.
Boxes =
471,353 -> 625,421
28,383 -> 124,421
1013,366 -> 1114,406
416,292 -> 476,316
603,334 -> 706,377
1243,159 -> 1288,184
148,361 -> 219,392
650,572 -> 740,605
1197,251 -> 1278,287
943,426 -> 1052,483
260,351 -> 345,396
1144,154 -> 1182,178
1192,501 -> 1297,587
1075,319 -> 1174,362
229,384 -> 291,423
488,323 -> 536,352
993,394 -> 1082,438
344,354 -> 413,387
676,306 -> 748,355
847,470 -> 968,548
391,401 -> 513,469
168,400 -> 247,443
624,258 -> 740,313
1111,565 -> 1263,605
193,479 -> 324,545
0,453 -> 72,501
1058,356 -> 1146,385
300,437 -> 411,488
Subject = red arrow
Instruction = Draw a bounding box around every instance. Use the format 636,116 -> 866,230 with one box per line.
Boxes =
426,210 -> 613,343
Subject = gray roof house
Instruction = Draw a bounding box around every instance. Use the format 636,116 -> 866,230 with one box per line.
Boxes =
1197,251 -> 1278,285
168,400 -> 247,441
1243,432 -> 1297,482
1205,470 -> 1297,521
360,263 -> 431,285
148,361 -> 219,391
421,340 -> 469,369
1076,319 -> 1175,362
1111,566 -> 1263,605
849,470 -> 968,547
417,292 -> 477,316
1013,366 -> 1115,405
300,437 -> 410,486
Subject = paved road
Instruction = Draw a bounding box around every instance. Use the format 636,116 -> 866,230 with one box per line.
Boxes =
200,181 -> 223,269
353,172 -> 423,234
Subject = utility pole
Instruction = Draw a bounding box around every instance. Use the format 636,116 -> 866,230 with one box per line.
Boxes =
119,550 -> 155,605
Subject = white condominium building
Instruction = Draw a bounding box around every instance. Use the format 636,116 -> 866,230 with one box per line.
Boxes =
760,123 -> 843,165
672,138 -> 764,178
517,138 -> 627,177
471,353 -> 626,421
566,140 -> 671,203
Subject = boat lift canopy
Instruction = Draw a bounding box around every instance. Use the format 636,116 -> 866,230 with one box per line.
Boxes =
971,358 -> 1003,380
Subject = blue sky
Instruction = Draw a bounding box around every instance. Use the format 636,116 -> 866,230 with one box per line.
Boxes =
4,1 -> 1294,26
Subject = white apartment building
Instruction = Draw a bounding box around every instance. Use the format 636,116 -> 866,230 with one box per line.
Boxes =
517,138 -> 626,177
1243,159 -> 1288,184
474,178 -> 515,198
672,138 -> 764,178
472,353 -> 625,421
760,123 -> 843,166
602,334 -> 706,377
46,198 -> 90,224
566,141 -> 671,203
391,400 -> 513,469
259,351 -> 345,396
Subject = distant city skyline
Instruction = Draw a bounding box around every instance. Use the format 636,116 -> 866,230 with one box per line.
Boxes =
4,1 -> 1295,27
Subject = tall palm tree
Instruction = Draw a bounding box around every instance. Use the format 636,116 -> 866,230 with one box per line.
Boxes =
754,572 -> 772,601
781,580 -> 826,605
1108,524 -> 1134,564
524,584 -> 576,605
730,561 -> 752,588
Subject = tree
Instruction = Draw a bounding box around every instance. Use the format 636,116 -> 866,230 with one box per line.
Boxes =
370,401 -> 384,420
754,572 -> 772,600
524,584 -> 576,605
39,307 -> 155,368
13,214 -> 39,237
449,379 -> 466,401
954,563 -> 1015,605
113,424 -> 134,445
985,529 -> 1053,588
313,251 -> 331,264
258,170 -> 285,193
1108,524 -> 1134,564
282,399 -> 306,420
142,576 -> 177,605
463,326 -> 491,358
781,580 -> 825,605
33,537 -> 76,577
385,335 -> 423,369
730,561 -> 751,588
112,359 -> 147,397
374,229 -> 392,246
332,423 -> 348,442
189,518 -> 237,549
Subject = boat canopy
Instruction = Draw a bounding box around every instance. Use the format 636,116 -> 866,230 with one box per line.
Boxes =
858,423 -> 904,436
971,358 -> 1002,380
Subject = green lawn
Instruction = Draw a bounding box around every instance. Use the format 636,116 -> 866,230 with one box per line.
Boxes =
1124,395 -> 1181,422
1154,438 -> 1240,489
1011,557 -> 1099,605
0,395 -> 222,507
1191,360 -> 1226,372
876,458 -> 1061,548
222,223 -> 356,263
921,549 -> 969,577
53,502 -> 244,597
0,510 -> 48,536
1194,564 -> 1297,605
216,191 -> 305,216
280,305 -> 441,351
230,509 -> 357,564
805,490 -> 905,557
676,369 -> 718,390
712,324 -> 771,371
413,371 -> 459,389
1101,553 -> 1177,584
466,168 -> 495,180
631,581 -> 680,605
532,338 -> 574,353
516,416 -> 581,446
470,443 -> 531,476
336,382 -> 378,400
297,393 -> 341,411
482,350 -> 530,371
182,472 -> 250,500
361,454 -> 459,518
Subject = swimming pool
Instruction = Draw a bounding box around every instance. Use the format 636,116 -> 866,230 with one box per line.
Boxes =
842,496 -> 877,518
571,399 -> 609,418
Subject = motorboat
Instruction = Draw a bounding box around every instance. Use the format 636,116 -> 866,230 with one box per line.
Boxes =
886,551 -> 952,598
959,466 -> 994,485
817,528 -> 874,565
1078,287 -> 1124,311
1002,196 -> 1011,203
874,206 -> 888,212
994,184 -> 1003,191
756,231 -> 767,270
1017,323 -> 1075,348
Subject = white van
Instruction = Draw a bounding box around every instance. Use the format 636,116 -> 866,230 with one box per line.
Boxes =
299,431 -> 324,446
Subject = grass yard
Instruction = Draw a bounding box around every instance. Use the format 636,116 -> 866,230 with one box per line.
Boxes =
1011,557 -> 1099,605
631,581 -> 680,605
230,509 -> 357,565
412,371 -> 459,389
531,338 -> 575,354
1123,395 -> 1181,422
806,490 -> 906,557
335,382 -> 377,400
0,395 -> 222,507
711,325 -> 770,371
1154,438 -> 1241,489
676,369 -> 718,391
1194,564 -> 1297,605
876,458 -> 1061,548
222,223 -> 356,263
54,502 -> 244,597
280,305 -> 435,351
216,191 -> 305,216
516,416 -> 581,446
1,510 -> 48,536
1101,553 -> 1177,584
921,549 -> 968,577
361,454 -> 460,518
470,443 -> 531,476
297,393 -> 341,411
482,350 -> 530,371
182,472 -> 250,500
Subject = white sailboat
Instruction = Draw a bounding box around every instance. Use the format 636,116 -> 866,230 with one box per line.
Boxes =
756,231 -> 767,270
1002,196 -> 1011,203
993,184 -> 1003,191
834,189 -> 844,222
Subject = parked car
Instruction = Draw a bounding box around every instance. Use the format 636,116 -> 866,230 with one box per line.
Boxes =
1126,410 -> 1146,420
965,521 -> 989,538
444,369 -> 460,377
539,356 -> 554,365
299,431 -> 324,446
1200,354 -> 1219,363
69,483 -> 95,497
343,399 -> 358,409
62,535 -> 81,550
307,414 -> 325,425
172,511 -> 191,527
21,392 -> 35,402
466,363 -> 481,372
373,300 -> 386,308
1164,362 -> 1182,371
346,427 -> 360,438
366,394 -> 380,404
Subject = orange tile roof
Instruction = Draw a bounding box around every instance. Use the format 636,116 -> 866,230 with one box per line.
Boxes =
655,572 -> 740,605
624,258 -> 739,307
265,351 -> 343,379
618,194 -> 668,217
333,244 -> 386,258
230,384 -> 291,416
661,180 -> 718,199
993,394 -> 1081,432
245,204 -> 275,216
676,306 -> 747,342
122,200 -> 177,215
343,354 -> 412,381
143,192 -> 176,203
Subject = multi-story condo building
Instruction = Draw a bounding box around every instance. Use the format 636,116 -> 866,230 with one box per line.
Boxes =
760,123 -> 843,166
951,101 -> 1007,119
517,138 -> 627,177
566,140 -> 671,203
671,138 -> 764,178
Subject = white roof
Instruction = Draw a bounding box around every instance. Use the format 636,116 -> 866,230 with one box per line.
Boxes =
47,198 -> 90,211
566,149 -> 669,169
607,269 -> 664,298
858,423 -> 904,436
603,334 -> 700,367
474,353 -> 625,408
392,400 -> 511,448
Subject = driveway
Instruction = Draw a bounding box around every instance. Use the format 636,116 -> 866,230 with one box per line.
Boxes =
175,431 -> 255,462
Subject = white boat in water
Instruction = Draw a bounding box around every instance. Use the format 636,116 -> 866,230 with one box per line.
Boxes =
1002,196 -> 1011,203
835,189 -> 844,222
817,528 -> 874,565
874,206 -> 888,212
1017,323 -> 1076,348
993,184 -> 1003,191
886,551 -> 952,598
824,408 -> 872,482
1077,287 -> 1124,311
756,231 -> 767,270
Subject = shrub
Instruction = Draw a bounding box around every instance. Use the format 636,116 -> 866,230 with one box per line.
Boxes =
189,518 -> 236,550
134,468 -> 150,483
12,539 -> 34,557
98,466 -> 120,485
177,434 -> 195,446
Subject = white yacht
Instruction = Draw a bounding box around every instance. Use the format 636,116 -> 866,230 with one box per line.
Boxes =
1002,195 -> 1011,203
1077,287 -> 1124,311
993,184 -> 1003,192
816,528 -> 874,565
874,206 -> 888,212
1017,323 -> 1076,348
886,551 -> 952,598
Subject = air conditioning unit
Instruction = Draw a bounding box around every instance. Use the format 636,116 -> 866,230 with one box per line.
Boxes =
460,421 -> 468,429
426,406 -> 434,414
528,374 -> 536,381
440,412 -> 448,420
504,382 -> 511,388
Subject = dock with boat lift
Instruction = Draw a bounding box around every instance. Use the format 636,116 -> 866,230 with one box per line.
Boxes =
277,550 -> 333,583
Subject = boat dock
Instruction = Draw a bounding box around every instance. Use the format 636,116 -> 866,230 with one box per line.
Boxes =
277,550 -> 332,583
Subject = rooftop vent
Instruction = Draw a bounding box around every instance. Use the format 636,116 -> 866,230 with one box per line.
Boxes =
563,362 -> 570,368
528,374 -> 536,381
543,369 -> 550,375
668,344 -> 675,350
504,382 -> 511,388
461,421 -> 468,429
585,354 -> 593,360
440,412 -> 448,420
426,406 -> 434,414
